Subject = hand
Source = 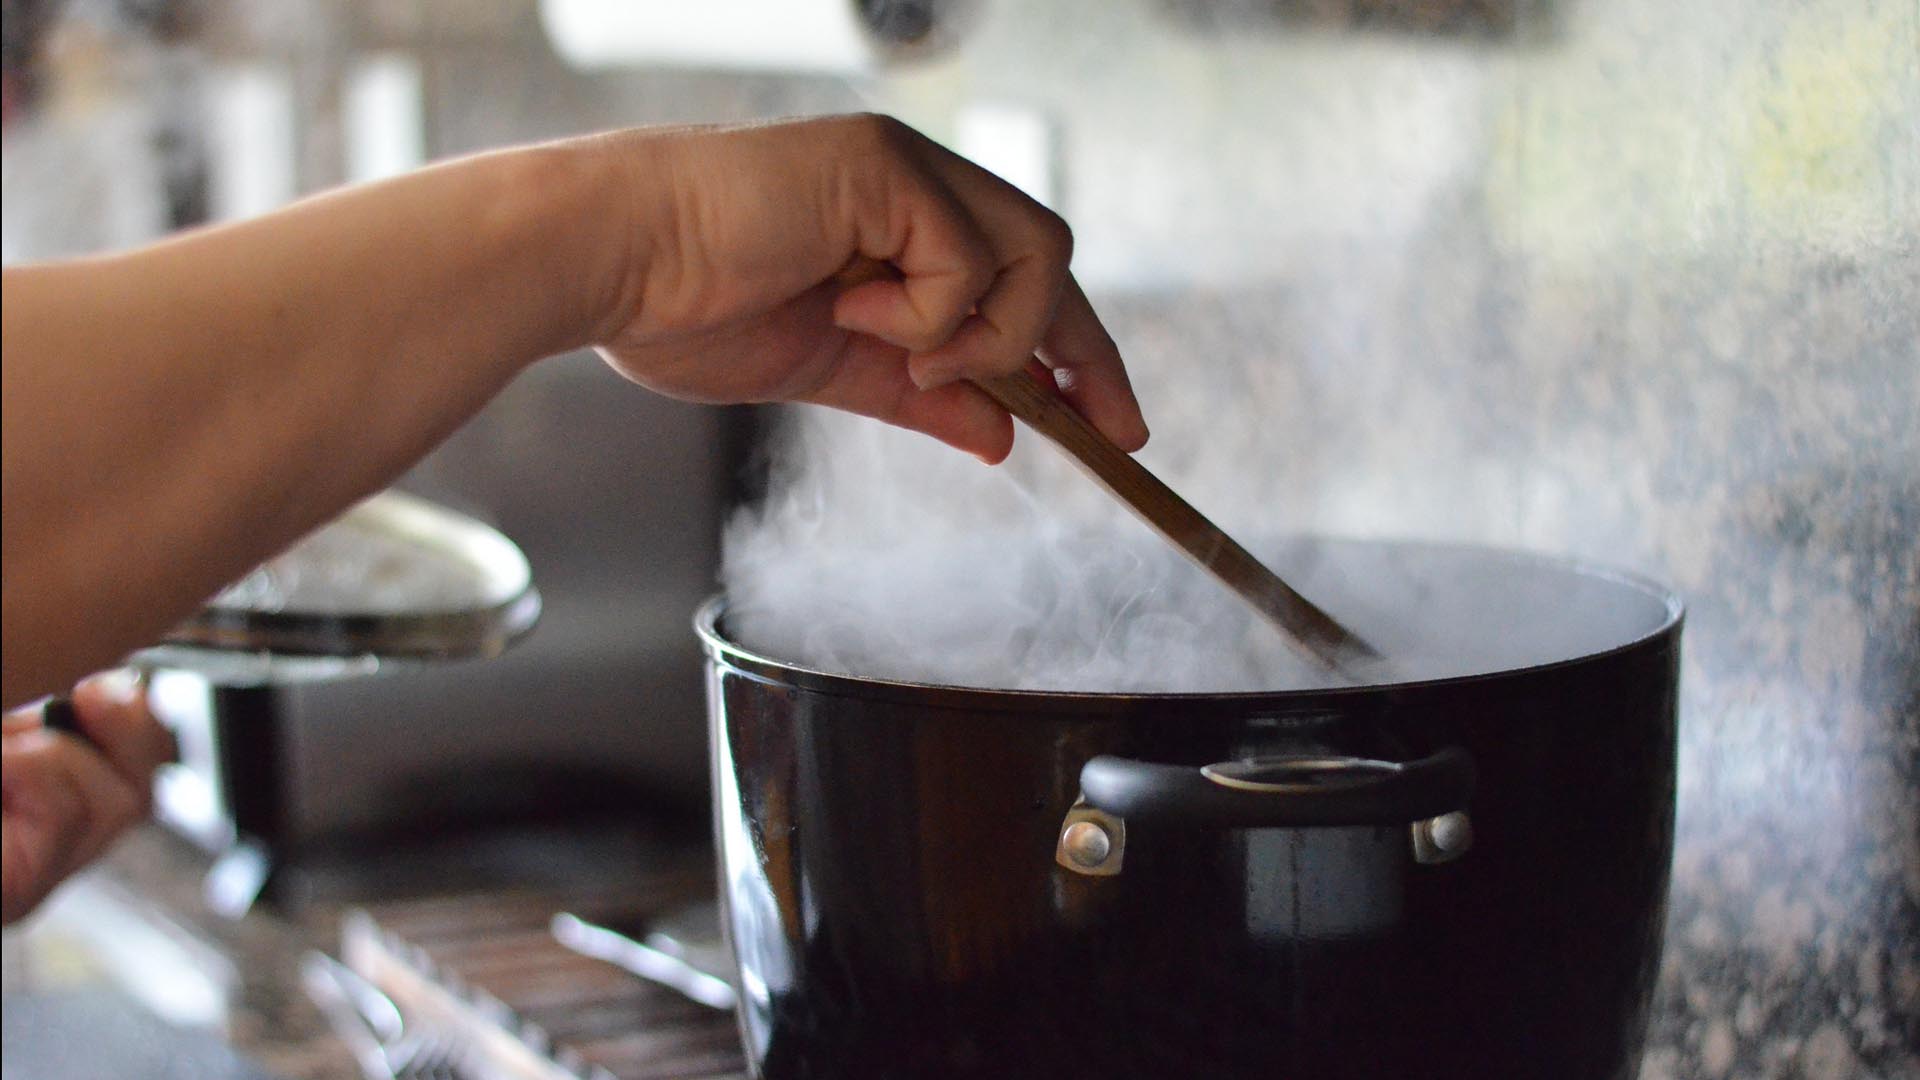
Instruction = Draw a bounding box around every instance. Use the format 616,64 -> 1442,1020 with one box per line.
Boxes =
1,671 -> 175,924
587,114 -> 1149,464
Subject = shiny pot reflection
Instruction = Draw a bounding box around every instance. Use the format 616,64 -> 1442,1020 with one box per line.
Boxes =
699,538 -> 1682,1080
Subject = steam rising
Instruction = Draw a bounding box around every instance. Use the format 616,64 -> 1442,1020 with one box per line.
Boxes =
720,408 -> 1341,693
719,409 -> 1675,694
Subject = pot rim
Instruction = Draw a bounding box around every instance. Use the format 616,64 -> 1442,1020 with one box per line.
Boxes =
696,536 -> 1685,714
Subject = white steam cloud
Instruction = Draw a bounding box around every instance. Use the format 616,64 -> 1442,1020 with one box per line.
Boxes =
718,407 -> 1348,694
717,402 -> 1669,694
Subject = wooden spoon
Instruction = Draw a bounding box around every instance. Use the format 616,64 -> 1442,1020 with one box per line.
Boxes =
972,369 -> 1373,672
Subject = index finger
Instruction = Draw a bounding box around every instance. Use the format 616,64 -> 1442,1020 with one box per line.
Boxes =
896,138 -> 1074,389
67,671 -> 174,792
1038,276 -> 1149,451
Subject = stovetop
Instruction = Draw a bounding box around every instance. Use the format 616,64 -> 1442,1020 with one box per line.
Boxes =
337,871 -> 745,1080
3,821 -> 746,1080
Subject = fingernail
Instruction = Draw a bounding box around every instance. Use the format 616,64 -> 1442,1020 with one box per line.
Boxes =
89,668 -> 144,706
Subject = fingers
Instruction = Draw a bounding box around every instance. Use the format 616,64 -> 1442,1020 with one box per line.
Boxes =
828,120 -> 997,353
823,116 -> 1148,453
67,670 -> 175,797
897,144 -> 1075,391
0,726 -> 146,916
827,117 -> 1066,377
1038,278 -> 1149,451
0,671 -> 171,924
830,241 -> 993,356
802,333 -> 1016,463
0,733 -> 88,924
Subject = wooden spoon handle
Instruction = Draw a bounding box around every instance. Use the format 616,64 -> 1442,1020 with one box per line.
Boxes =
972,370 -> 1371,670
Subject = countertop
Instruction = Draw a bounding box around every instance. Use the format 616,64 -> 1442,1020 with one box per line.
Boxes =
1,827 -> 363,1080
5,818 -> 1912,1079
1,818 -> 725,1080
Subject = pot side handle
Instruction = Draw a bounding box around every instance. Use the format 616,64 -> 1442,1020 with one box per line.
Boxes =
1079,747 -> 1475,829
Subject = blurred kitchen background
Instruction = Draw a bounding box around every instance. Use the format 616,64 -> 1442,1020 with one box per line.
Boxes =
2,0 -> 1915,1077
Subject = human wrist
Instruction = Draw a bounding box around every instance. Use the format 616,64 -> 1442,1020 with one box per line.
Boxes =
484,136 -> 643,363
552,130 -> 659,353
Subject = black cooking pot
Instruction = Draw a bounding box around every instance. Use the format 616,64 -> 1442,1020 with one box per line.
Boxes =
699,538 -> 1682,1080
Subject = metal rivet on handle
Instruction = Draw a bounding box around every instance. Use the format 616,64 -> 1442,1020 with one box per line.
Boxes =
1412,810 -> 1474,865
1061,821 -> 1112,868
1056,798 -> 1125,876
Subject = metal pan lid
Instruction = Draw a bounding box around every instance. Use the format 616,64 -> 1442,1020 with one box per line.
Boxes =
139,490 -> 540,685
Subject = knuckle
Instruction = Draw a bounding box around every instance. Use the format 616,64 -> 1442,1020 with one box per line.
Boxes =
850,112 -> 915,154
1037,209 -> 1074,262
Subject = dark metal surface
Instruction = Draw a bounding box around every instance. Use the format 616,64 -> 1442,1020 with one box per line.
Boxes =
551,911 -> 738,1012
1081,746 -> 1474,826
700,537 -> 1683,1079
143,490 -> 543,687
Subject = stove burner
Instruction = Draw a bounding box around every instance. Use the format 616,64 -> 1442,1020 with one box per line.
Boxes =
335,871 -> 743,1079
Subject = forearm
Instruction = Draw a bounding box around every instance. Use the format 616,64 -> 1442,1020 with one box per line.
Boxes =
1,139 -> 628,706
1,114 -> 1151,708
